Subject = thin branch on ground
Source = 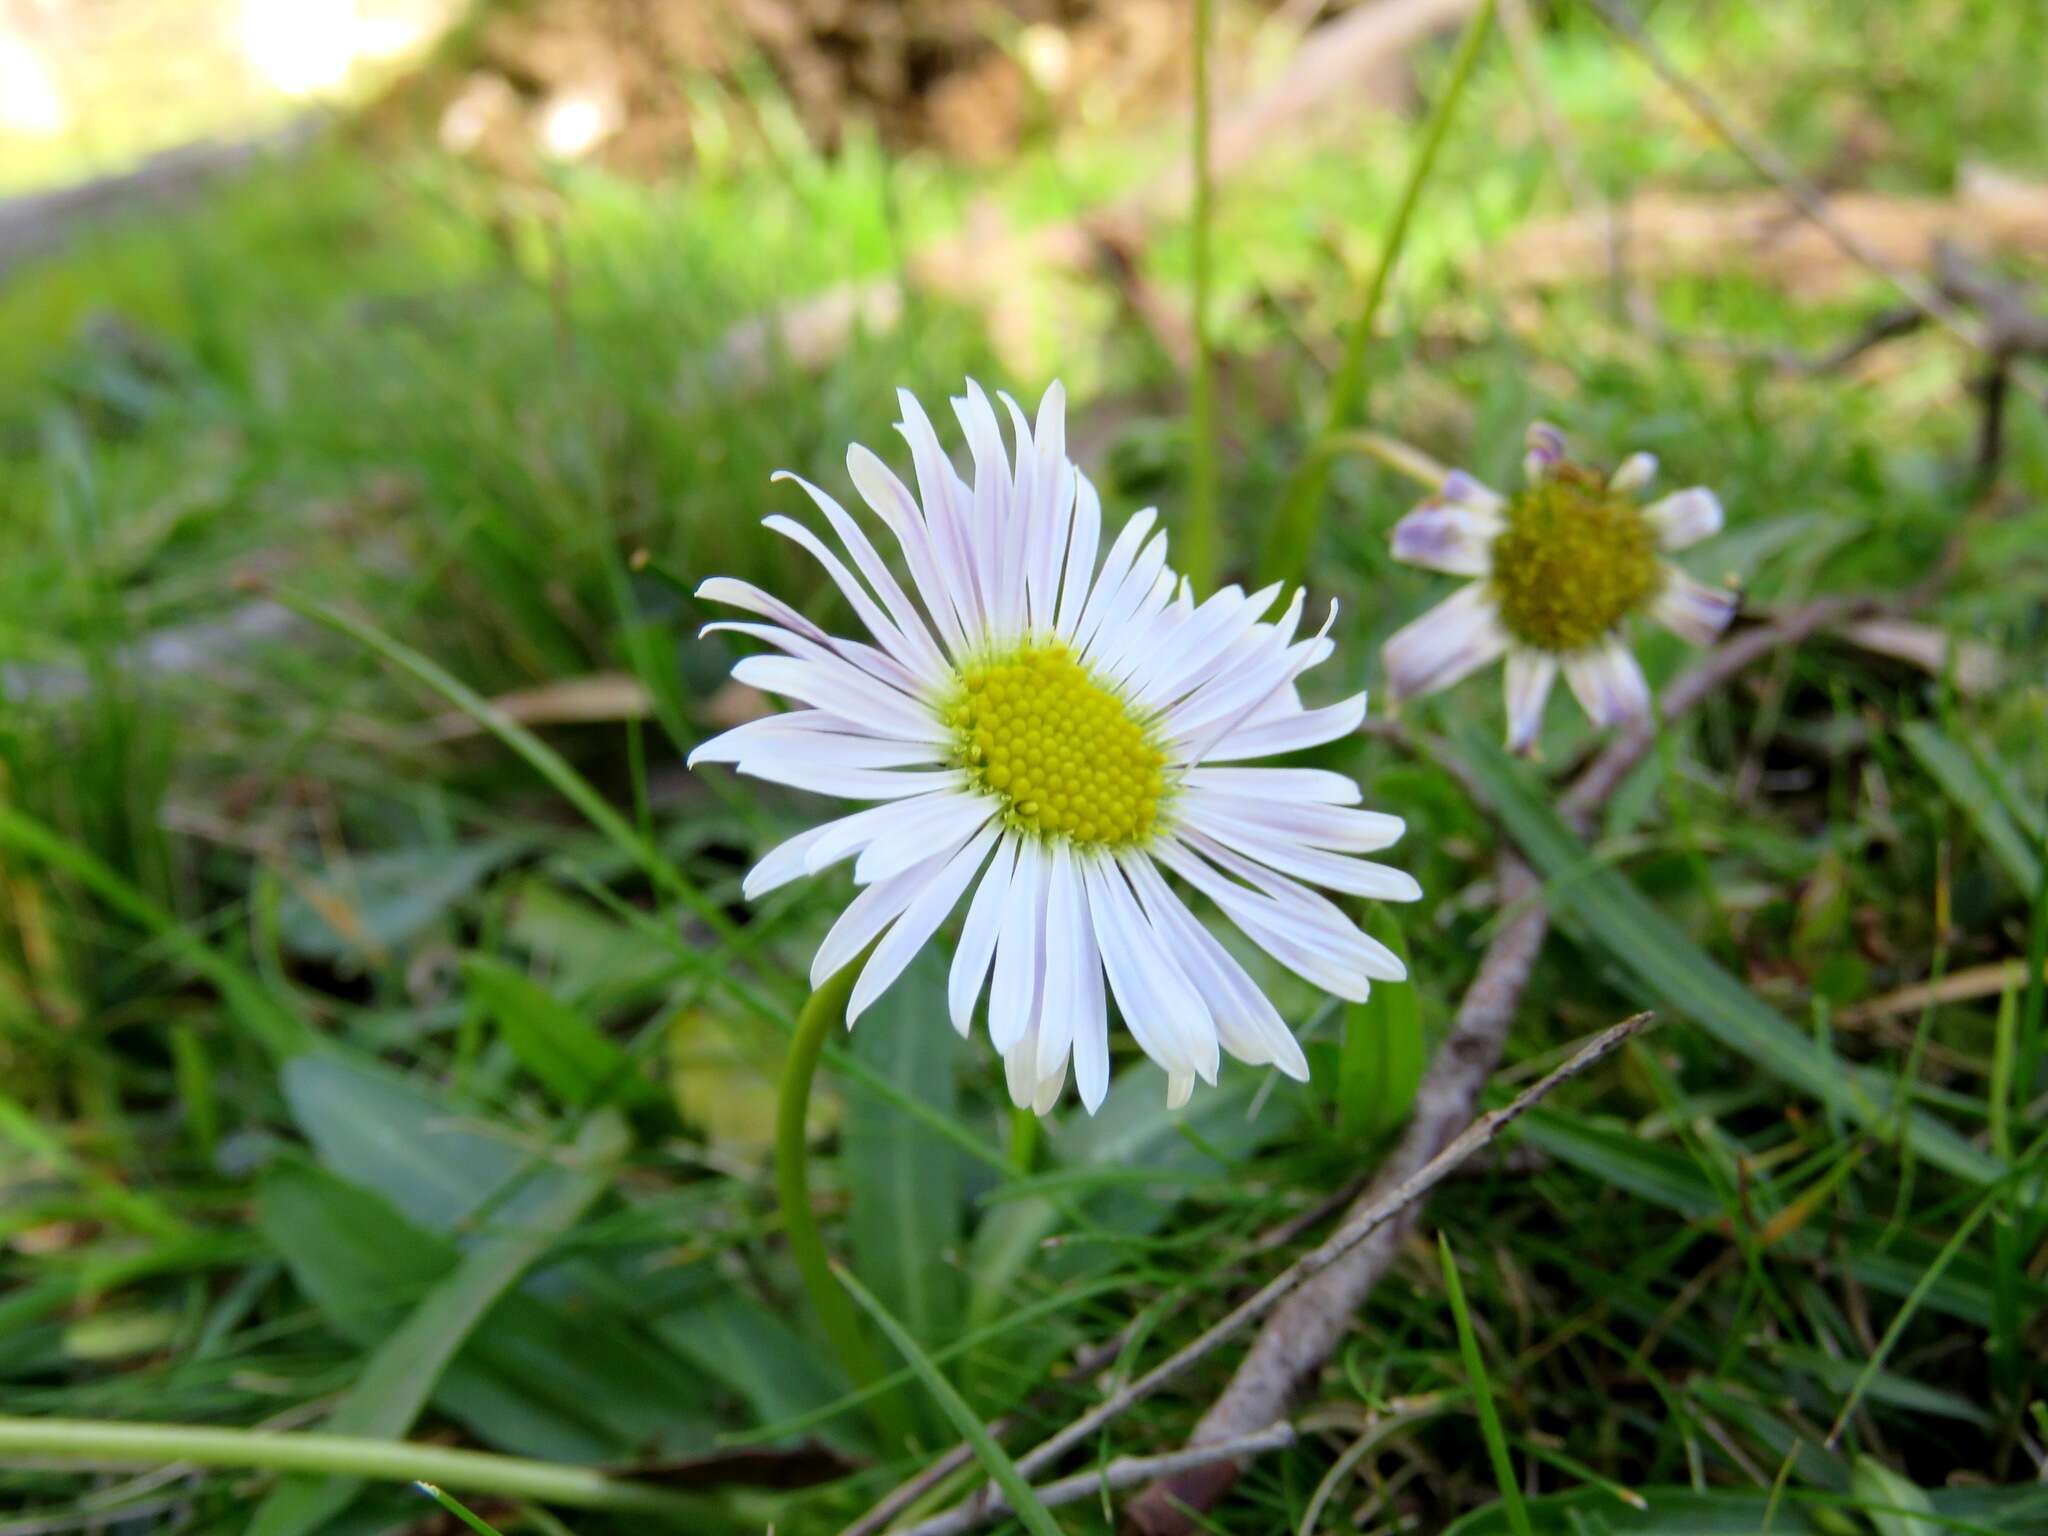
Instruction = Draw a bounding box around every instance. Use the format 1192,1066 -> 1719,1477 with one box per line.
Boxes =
899,1011 -> 1655,1536
1579,0 -> 1985,351
883,1424 -> 1297,1536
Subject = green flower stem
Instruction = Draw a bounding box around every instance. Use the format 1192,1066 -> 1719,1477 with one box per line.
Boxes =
1255,0 -> 1497,588
1183,0 -> 1220,591
774,957 -> 917,1451
0,1418 -> 709,1519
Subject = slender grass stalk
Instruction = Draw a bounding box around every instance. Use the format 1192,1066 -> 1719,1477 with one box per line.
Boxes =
775,956 -> 916,1451
1255,0 -> 1497,587
1183,0 -> 1220,590
415,1482 -> 511,1536
0,1419 -> 712,1520
833,1264 -> 1064,1536
1439,1233 -> 1535,1536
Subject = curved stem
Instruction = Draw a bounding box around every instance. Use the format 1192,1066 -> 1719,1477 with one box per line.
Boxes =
775,957 -> 917,1451
1255,0 -> 1497,587
0,1418 -> 711,1519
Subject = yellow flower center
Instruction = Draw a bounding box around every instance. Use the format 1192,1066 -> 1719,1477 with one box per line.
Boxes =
942,640 -> 1167,848
1489,466 -> 1663,654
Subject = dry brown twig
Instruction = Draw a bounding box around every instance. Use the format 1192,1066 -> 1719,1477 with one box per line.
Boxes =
887,1010 -> 1657,1536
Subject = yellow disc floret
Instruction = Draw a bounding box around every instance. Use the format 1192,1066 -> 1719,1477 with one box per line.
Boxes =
1489,464 -> 1663,654
943,641 -> 1167,848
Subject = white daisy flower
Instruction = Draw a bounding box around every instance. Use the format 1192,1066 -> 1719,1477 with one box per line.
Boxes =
689,380 -> 1420,1114
1381,421 -> 1739,752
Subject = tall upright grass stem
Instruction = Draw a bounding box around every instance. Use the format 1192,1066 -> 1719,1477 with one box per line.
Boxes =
1184,0 -> 1220,590
775,956 -> 916,1451
1256,0 -> 1497,587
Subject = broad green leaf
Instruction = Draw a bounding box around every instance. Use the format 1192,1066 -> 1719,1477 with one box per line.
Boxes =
282,1052 -> 575,1233
1900,722 -> 2043,895
1852,1458 -> 1943,1536
1453,728 -> 2001,1189
249,1116 -> 622,1536
281,1053 -> 802,1440
463,953 -> 658,1108
258,1159 -> 717,1463
1339,906 -> 1423,1140
276,840 -> 523,963
843,949 -> 964,1353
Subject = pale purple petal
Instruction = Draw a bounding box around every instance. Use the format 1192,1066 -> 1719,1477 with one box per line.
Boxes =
1389,500 -> 1501,577
1503,649 -> 1558,755
1381,583 -> 1510,701
1642,487 -> 1723,550
1563,638 -> 1652,727
1651,566 -> 1739,645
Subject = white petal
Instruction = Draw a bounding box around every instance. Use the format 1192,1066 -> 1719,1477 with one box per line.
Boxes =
733,754 -> 963,803
1642,487 -> 1722,550
1503,649 -> 1559,755
1182,767 -> 1361,805
853,795 -> 995,885
1106,853 -> 1219,1086
1079,531 -> 1170,672
950,835 -> 1018,1037
1180,803 -> 1421,901
848,824 -> 1001,1023
1608,451 -> 1658,494
1388,501 -> 1501,576
1205,692 -> 1368,762
690,714 -> 945,771
1174,601 -> 1339,766
1071,899 -> 1110,1113
1181,790 -> 1403,853
1381,583 -> 1510,702
729,655 -> 943,744
706,619 -> 922,698
988,840 -> 1048,1054
1128,582 -> 1285,712
1651,567 -> 1739,646
1081,855 -> 1193,1078
810,852 -> 947,988
770,473 -> 949,683
1563,638 -> 1652,727
1032,1059 -> 1067,1116
761,511 -> 934,686
1166,1072 -> 1194,1109
1125,856 -> 1307,1082
1070,508 -> 1157,655
1034,844 -> 1088,1081
805,793 -> 967,877
851,430 -> 971,652
694,577 -> 831,645
743,822 -> 833,899
1053,471 -> 1103,640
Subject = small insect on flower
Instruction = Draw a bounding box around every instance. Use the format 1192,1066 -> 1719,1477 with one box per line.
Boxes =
1381,422 -> 1739,753
690,380 -> 1420,1114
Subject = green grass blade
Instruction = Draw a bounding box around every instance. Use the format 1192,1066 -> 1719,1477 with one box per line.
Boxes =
1440,1233 -> 1535,1536
832,1262 -> 1064,1536
1900,722 -> 2043,895
415,1482 -> 512,1536
249,1117 -> 624,1536
0,803 -> 310,1060
273,587 -> 734,940
1453,726 -> 2002,1188
1339,906 -> 1423,1140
